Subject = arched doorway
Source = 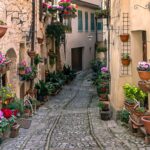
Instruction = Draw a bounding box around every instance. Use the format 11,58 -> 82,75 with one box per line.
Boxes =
5,48 -> 17,91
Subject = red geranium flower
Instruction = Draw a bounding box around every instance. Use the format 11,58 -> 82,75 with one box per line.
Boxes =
1,108 -> 12,118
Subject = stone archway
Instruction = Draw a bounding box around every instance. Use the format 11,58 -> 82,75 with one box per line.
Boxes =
5,48 -> 17,91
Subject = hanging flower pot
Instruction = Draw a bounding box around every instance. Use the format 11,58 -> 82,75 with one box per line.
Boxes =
120,34 -> 129,42
27,51 -> 36,58
141,116 -> 150,134
121,58 -> 131,66
138,71 -> 150,81
0,25 -> 7,38
37,37 -> 43,44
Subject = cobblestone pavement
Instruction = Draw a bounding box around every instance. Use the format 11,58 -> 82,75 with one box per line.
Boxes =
1,71 -> 150,150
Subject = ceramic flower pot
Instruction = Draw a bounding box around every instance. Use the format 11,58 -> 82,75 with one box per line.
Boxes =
27,51 -> 36,58
37,37 -> 43,44
138,71 -> 150,81
121,58 -> 131,66
19,69 -> 25,75
0,25 -> 7,38
141,116 -> 150,134
120,34 -> 129,42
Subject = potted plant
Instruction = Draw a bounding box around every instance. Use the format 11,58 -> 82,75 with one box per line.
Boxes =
96,9 -> 109,18
18,60 -> 27,75
133,107 -> 146,117
96,47 -> 107,53
121,53 -> 131,66
37,37 -> 43,44
49,51 -> 57,66
27,51 -> 36,58
137,61 -> 150,81
99,94 -> 108,101
98,101 -> 111,120
34,54 -> 43,66
120,34 -> 129,42
138,81 -> 150,92
141,116 -> 150,134
0,20 -> 7,38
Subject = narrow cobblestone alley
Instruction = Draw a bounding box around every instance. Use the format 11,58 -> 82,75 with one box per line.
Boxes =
0,71 -> 149,150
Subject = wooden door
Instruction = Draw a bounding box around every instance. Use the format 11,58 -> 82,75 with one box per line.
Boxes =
71,48 -> 82,71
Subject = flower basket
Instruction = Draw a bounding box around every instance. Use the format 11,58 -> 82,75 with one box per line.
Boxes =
19,69 -> 25,75
141,116 -> 150,134
0,25 -> 7,38
27,51 -> 36,58
121,58 -> 131,66
120,34 -> 129,42
37,37 -> 43,44
138,81 -> 150,92
138,71 -> 150,81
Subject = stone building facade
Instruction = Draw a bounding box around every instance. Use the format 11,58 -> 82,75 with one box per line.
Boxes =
110,0 -> 150,114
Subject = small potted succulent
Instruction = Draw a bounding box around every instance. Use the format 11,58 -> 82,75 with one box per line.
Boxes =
121,53 -> 131,66
137,61 -> 150,81
0,20 -> 7,38
120,33 -> 129,42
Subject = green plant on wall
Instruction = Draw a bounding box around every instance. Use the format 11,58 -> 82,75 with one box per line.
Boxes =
46,22 -> 65,48
96,47 -> 107,52
49,52 -> 57,66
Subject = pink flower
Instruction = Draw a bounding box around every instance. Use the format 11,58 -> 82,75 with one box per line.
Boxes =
0,110 -> 3,119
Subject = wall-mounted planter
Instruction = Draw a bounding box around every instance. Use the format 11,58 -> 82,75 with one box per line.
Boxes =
37,37 -> 43,44
120,34 -> 129,42
27,51 -> 36,58
121,58 -> 131,66
138,71 -> 150,81
0,25 -> 7,38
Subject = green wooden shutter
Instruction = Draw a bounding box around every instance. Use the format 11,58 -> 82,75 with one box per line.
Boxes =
91,13 -> 95,32
85,12 -> 88,32
78,10 -> 83,32
97,22 -> 103,31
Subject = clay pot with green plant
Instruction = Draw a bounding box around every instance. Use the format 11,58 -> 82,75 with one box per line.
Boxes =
121,53 -> 131,66
96,47 -> 107,53
133,107 -> 146,117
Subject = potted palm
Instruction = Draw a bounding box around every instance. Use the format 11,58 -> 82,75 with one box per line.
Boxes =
137,61 -> 150,81
121,53 -> 131,66
0,20 -> 7,38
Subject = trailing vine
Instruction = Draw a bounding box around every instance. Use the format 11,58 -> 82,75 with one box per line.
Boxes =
46,22 -> 65,48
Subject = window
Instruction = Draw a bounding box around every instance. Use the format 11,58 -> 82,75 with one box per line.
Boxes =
85,12 -> 88,32
91,13 -> 95,32
78,10 -> 83,32
63,18 -> 72,32
97,22 -> 103,31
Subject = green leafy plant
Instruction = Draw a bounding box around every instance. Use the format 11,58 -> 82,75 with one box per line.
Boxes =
49,52 -> 57,66
121,53 -> 130,59
96,47 -> 107,53
135,107 -> 146,113
125,98 -> 136,104
98,101 -> 109,111
0,20 -> 6,25
123,83 -> 147,106
46,22 -> 65,48
34,54 -> 43,66
119,109 -> 130,124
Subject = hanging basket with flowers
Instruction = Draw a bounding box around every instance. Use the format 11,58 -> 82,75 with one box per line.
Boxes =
137,61 -> 150,81
18,60 -> 27,75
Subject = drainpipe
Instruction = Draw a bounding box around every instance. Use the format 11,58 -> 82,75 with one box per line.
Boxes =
95,17 -> 98,59
30,0 -> 35,89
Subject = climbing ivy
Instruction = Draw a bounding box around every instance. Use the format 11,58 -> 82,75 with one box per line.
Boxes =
46,22 -> 65,48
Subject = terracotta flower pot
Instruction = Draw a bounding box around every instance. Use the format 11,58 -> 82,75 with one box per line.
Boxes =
138,71 -> 150,81
138,81 -> 150,92
141,116 -> 150,134
10,123 -> 20,138
120,34 -> 129,42
19,69 -> 25,75
0,25 -> 7,38
121,58 -> 131,66
124,101 -> 136,112
27,51 -> 36,58
37,37 -> 43,44
133,110 -> 145,117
